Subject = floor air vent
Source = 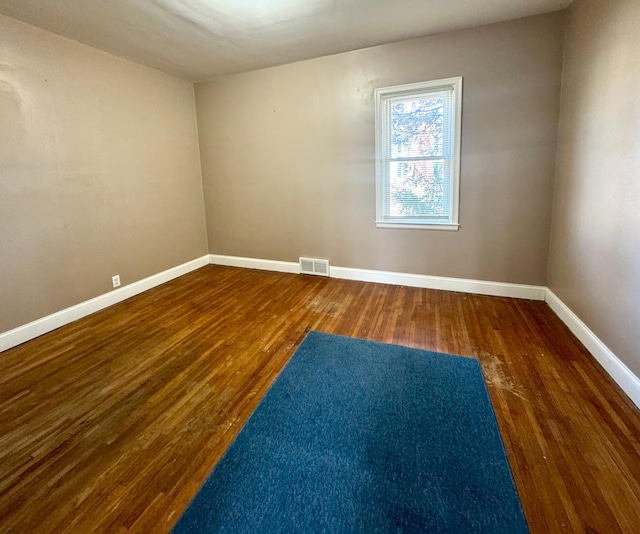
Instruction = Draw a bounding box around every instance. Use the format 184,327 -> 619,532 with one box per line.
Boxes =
299,257 -> 330,277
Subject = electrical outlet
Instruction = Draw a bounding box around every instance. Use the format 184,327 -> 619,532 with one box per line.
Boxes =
112,275 -> 121,288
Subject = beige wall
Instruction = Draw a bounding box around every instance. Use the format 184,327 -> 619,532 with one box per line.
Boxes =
0,15 -> 207,333
195,13 -> 565,285
548,0 -> 640,376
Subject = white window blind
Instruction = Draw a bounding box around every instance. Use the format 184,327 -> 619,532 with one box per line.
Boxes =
375,77 -> 462,230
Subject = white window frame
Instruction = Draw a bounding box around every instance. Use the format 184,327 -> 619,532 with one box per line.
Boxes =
375,77 -> 462,230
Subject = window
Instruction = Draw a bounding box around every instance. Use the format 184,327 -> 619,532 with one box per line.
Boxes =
375,77 -> 462,230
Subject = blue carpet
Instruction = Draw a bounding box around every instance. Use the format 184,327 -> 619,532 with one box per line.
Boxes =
173,331 -> 529,533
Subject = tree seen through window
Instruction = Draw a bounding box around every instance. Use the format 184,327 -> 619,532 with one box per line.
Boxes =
389,96 -> 446,217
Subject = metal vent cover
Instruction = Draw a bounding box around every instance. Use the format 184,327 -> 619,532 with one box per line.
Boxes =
299,257 -> 330,277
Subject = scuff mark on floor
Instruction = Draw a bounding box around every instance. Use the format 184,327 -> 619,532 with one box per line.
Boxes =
477,350 -> 529,402
305,296 -> 341,317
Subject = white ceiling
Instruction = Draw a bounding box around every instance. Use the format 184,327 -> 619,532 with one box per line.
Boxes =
0,0 -> 572,82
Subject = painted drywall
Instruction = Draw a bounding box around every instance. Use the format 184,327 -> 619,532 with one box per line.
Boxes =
0,14 -> 208,333
548,0 -> 640,377
0,0 -> 571,81
195,13 -> 565,286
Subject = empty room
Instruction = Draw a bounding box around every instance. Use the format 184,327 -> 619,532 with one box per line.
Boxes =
1,0 -> 639,532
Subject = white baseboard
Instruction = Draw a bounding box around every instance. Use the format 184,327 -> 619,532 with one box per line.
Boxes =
545,290 -> 640,409
0,255 -> 210,353
6,252 -> 636,410
330,266 -> 546,300
208,254 -> 300,274
208,254 -> 546,300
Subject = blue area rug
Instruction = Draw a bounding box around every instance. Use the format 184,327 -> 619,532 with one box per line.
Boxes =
173,331 -> 529,533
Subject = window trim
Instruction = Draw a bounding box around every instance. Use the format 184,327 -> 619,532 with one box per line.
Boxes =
374,76 -> 463,230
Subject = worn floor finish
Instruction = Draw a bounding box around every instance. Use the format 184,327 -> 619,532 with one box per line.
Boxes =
0,265 -> 639,533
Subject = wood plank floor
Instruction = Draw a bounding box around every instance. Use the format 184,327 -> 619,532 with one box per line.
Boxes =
1,265 -> 639,533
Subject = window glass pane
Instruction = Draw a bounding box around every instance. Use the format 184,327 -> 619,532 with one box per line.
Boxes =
390,95 -> 444,158
375,77 -> 461,227
388,160 -> 450,217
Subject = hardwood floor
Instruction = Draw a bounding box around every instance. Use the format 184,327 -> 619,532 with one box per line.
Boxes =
1,265 -> 639,533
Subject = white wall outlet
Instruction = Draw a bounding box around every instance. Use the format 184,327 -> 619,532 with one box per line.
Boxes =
112,275 -> 121,288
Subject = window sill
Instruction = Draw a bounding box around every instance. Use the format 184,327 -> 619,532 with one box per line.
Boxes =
375,222 -> 460,231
